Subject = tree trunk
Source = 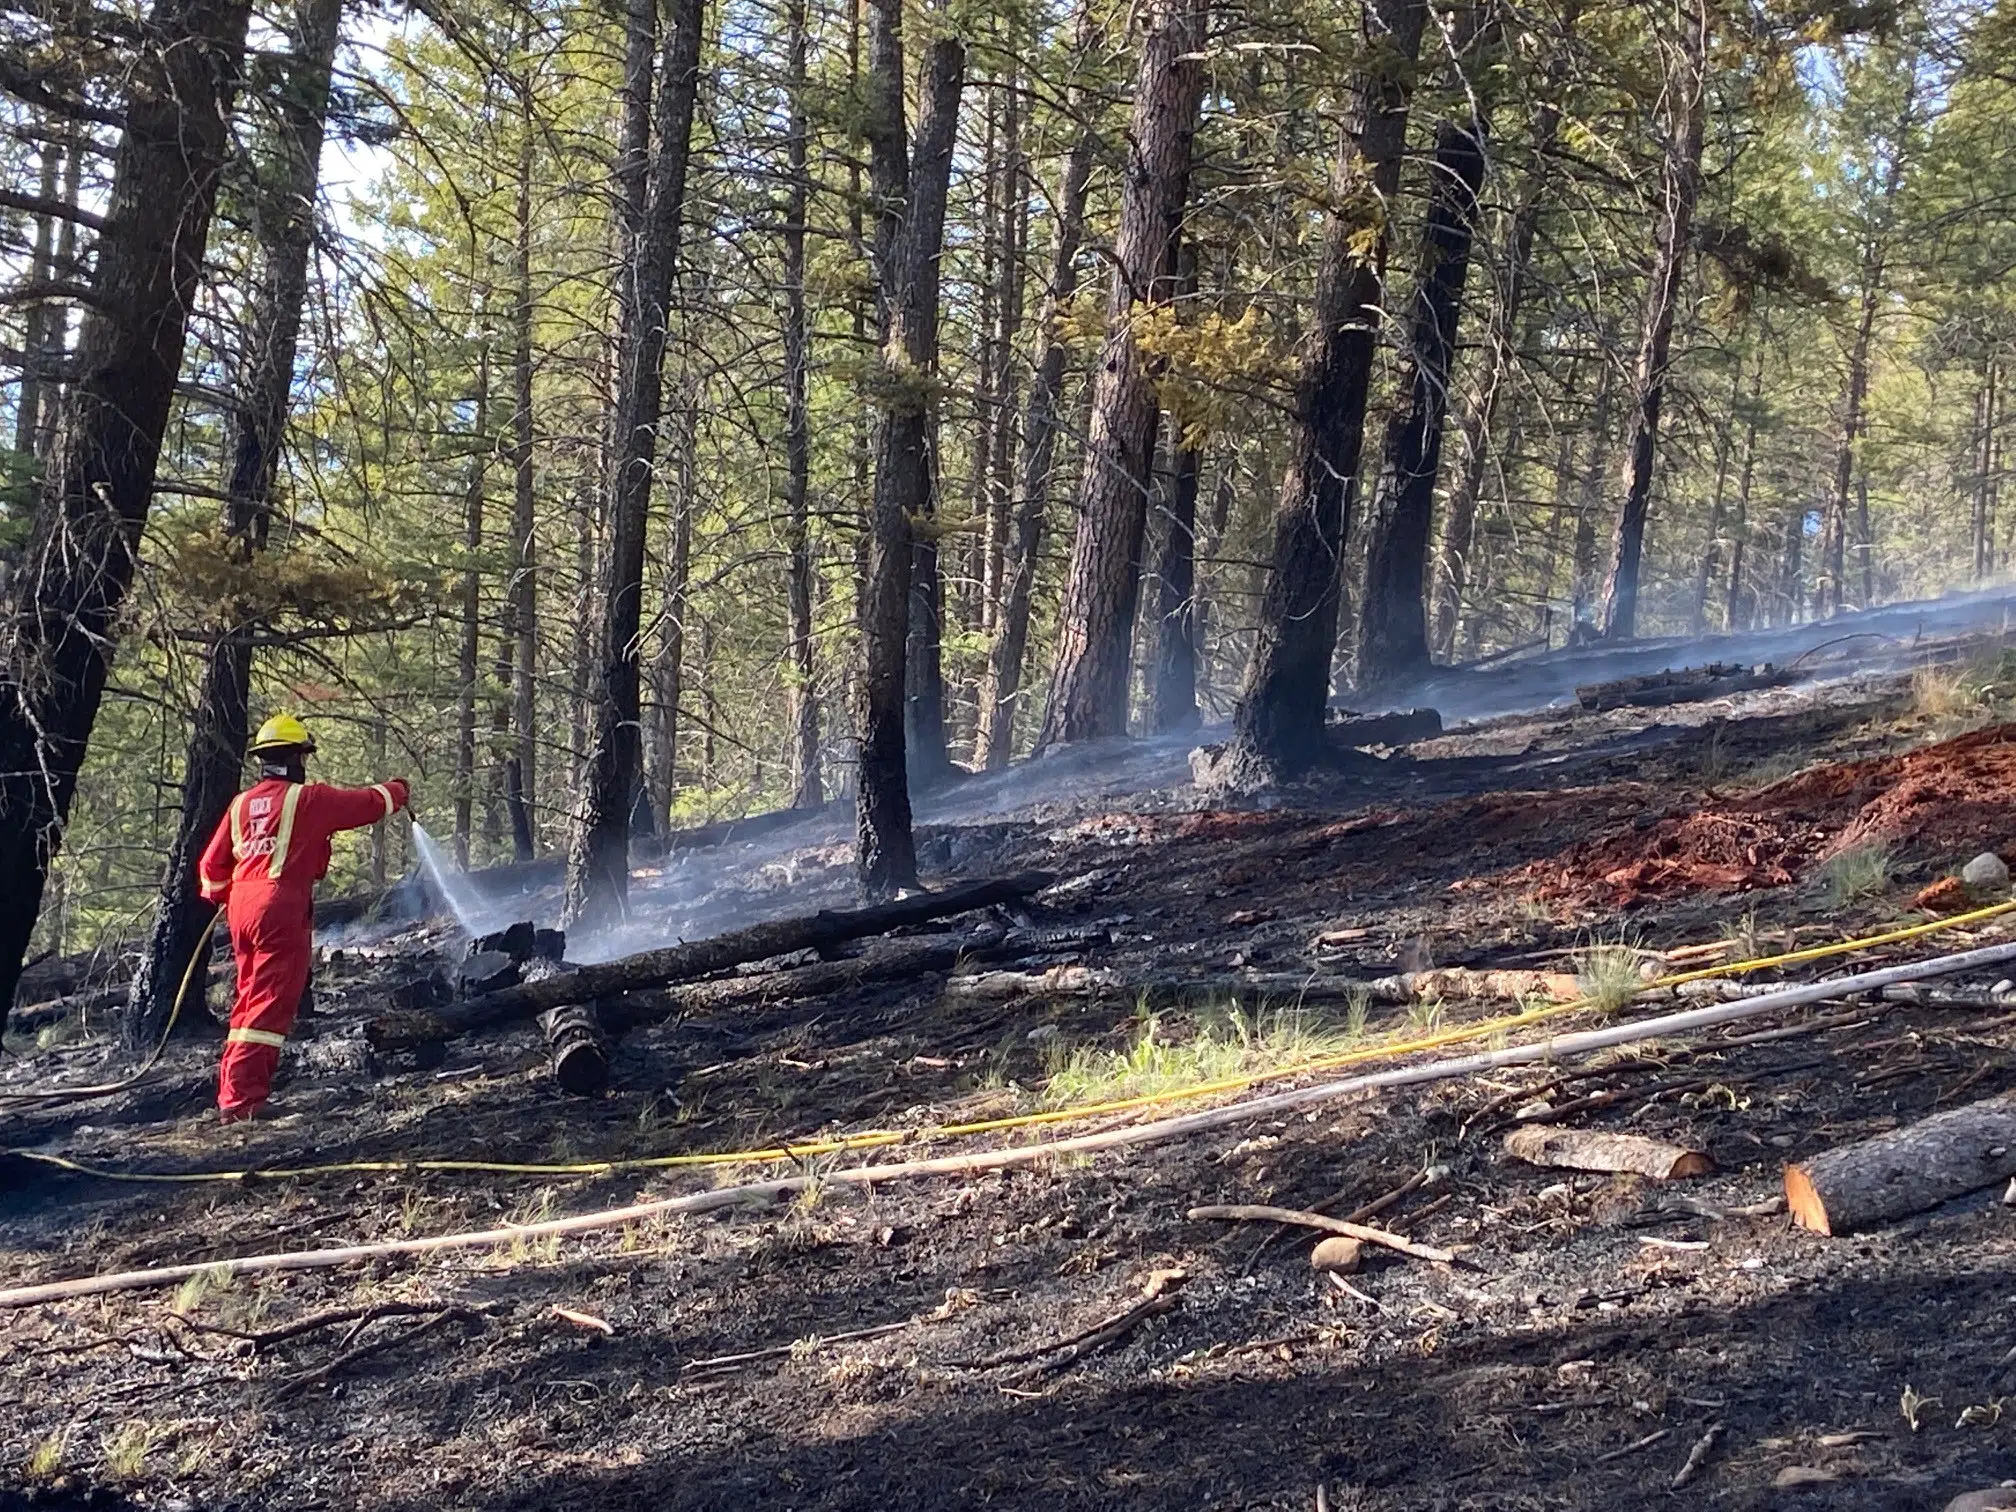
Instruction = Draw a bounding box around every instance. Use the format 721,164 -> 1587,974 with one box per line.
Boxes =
972,13 -> 1093,771
1725,359 -> 1761,631
13,135 -> 63,457
120,0 -> 335,1051
1223,0 -> 1427,779
852,0 -> 965,900
782,0 -> 819,809
1035,0 -> 1207,748
1147,237 -> 1200,735
647,373 -> 694,828
1691,350 -> 1744,634
1357,111 -> 1490,690
508,122 -> 539,855
1599,0 -> 1707,640
982,65 -> 1028,638
454,337 -> 491,868
564,0 -> 705,928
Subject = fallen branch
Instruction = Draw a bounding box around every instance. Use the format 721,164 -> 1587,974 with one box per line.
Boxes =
15,934 -> 2016,1309
366,873 -> 1053,1049
1786,1088 -> 2016,1236
682,1318 -> 912,1374
1186,1204 -> 1456,1264
1503,1128 -> 1714,1180
1593,1427 -> 1673,1465
1671,1422 -> 1725,1489
960,1272 -> 1188,1372
173,1299 -> 461,1352
266,1306 -> 480,1400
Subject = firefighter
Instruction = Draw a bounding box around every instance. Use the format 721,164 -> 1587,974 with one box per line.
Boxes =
195,714 -> 410,1123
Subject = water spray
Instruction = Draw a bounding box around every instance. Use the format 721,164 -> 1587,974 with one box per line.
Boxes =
409,820 -> 488,936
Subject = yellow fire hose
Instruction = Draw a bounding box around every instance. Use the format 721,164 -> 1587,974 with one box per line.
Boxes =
11,897 -> 2014,1187
0,911 -> 221,1104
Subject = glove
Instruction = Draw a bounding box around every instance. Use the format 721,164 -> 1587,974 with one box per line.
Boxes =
386,778 -> 411,812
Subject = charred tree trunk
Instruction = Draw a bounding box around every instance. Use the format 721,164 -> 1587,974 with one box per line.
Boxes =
121,0 -> 337,1051
854,2 -> 965,899
972,19 -> 1093,770
1357,111 -> 1489,690
1223,0 -> 1427,780
1148,431 -> 1202,733
454,336 -> 491,868
782,0 -> 819,809
1599,0 -> 1706,640
564,0 -> 704,928
1035,0 -> 1207,748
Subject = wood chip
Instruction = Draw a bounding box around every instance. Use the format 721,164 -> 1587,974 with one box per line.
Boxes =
1310,1236 -> 1362,1274
550,1305 -> 615,1336
1772,1466 -> 1841,1489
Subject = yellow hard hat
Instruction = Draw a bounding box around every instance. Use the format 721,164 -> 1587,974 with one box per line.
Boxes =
249,713 -> 317,755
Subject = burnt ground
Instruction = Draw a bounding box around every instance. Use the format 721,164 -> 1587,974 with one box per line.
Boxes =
8,659 -> 2016,1510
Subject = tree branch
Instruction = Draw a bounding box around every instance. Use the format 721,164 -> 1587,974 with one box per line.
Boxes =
0,188 -> 103,232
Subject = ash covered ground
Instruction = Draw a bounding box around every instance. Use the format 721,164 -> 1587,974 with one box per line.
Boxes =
9,593 -> 2016,1511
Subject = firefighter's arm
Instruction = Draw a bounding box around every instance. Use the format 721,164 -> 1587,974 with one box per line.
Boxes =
306,779 -> 410,833
196,807 -> 235,906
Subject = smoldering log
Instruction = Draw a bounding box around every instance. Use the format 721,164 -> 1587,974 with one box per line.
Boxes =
540,1005 -> 608,1095
1785,1090 -> 2016,1236
1503,1126 -> 1714,1180
1574,661 -> 1801,713
364,872 -> 1053,1050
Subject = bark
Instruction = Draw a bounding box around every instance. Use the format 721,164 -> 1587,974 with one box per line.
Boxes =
1035,0 -> 1207,748
564,0 -> 704,928
782,0 -> 819,809
646,378 -> 694,828
1223,0 -> 1428,779
121,0 -> 336,1052
1599,0 -> 1707,640
854,2 -> 965,900
365,871 -> 1053,1048
1357,111 -> 1490,690
972,20 -> 1093,770
454,337 -> 491,868
508,121 -> 539,854
1786,1090 -> 2016,1237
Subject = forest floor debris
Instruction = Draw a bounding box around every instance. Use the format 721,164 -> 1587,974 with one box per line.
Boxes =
10,652 -> 2016,1508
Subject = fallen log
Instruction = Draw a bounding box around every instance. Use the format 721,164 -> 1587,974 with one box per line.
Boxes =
364,872 -> 1052,1051
1574,661 -> 1801,713
1785,1089 -> 2016,1236
541,1006 -> 608,1096
1503,1127 -> 1713,1180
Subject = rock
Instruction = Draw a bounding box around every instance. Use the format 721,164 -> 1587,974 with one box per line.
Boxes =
1963,852 -> 2011,898
457,950 -> 520,997
1771,1465 -> 1840,1490
1945,1491 -> 2016,1512
1310,1236 -> 1362,1273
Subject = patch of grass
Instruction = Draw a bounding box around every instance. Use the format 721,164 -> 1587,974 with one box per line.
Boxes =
1343,988 -> 1371,1044
1575,944 -> 1643,1013
1696,721 -> 1732,784
1039,1003 -> 1352,1110
1720,906 -> 1764,961
26,1433 -> 62,1480
1404,997 -> 1445,1036
1823,840 -> 1892,904
101,1422 -> 160,1481
506,1191 -> 559,1264
1912,662 -> 1973,720
169,1263 -> 234,1317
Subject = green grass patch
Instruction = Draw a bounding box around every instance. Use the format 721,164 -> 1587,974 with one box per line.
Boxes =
1039,1003 -> 1355,1110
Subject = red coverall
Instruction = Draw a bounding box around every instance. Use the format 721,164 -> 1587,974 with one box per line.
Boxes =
196,776 -> 409,1118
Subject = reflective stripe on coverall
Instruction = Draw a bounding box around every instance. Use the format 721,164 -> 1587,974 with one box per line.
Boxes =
197,778 -> 408,1116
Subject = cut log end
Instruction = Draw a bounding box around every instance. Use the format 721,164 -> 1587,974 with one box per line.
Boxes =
1784,1162 -> 1831,1235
